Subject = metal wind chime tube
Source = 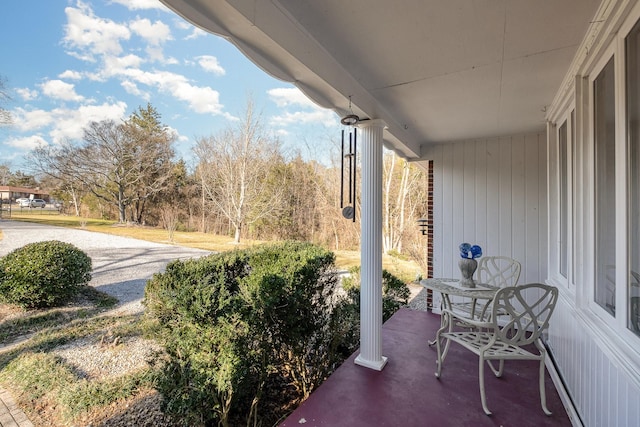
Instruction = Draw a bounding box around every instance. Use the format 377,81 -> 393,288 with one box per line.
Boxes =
348,131 -> 352,204
340,125 -> 357,222
340,129 -> 344,209
352,128 -> 357,222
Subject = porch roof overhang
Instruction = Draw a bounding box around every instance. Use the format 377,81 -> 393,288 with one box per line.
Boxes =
160,0 -> 601,160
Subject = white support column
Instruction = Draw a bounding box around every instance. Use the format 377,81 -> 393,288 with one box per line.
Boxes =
354,119 -> 388,371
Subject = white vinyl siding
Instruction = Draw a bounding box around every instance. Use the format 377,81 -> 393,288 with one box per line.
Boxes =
548,295 -> 640,426
424,133 -> 547,285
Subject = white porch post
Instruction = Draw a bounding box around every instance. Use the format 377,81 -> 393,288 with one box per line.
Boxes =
354,119 -> 388,371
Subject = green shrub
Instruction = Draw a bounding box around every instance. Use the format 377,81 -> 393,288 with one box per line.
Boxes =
342,265 -> 411,322
387,248 -> 410,261
144,241 -> 358,427
0,240 -> 92,309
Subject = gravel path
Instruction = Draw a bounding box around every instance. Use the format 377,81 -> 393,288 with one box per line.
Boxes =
0,220 -> 215,425
0,219 -> 211,314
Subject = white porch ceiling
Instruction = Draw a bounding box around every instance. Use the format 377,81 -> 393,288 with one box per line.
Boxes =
161,0 -> 601,159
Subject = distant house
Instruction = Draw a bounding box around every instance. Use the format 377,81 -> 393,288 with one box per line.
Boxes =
0,186 -> 49,203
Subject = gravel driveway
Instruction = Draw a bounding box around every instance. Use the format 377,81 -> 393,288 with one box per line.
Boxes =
0,219 -> 211,314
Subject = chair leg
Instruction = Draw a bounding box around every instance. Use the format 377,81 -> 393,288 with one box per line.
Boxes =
435,333 -> 445,378
435,312 -> 453,378
479,355 -> 492,415
485,359 -> 504,377
539,356 -> 552,415
535,339 -> 552,416
497,359 -> 504,377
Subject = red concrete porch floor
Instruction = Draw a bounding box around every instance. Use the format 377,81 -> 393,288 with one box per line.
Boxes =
280,308 -> 574,427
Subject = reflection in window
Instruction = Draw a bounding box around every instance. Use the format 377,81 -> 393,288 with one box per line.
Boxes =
559,121 -> 568,279
594,57 -> 616,316
627,19 -> 640,334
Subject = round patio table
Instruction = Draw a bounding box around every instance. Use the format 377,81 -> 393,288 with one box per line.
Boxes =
420,278 -> 499,357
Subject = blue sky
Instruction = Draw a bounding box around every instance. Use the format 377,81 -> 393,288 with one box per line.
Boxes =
0,0 -> 339,171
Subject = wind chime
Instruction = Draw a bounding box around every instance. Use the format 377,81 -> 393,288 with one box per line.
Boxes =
340,111 -> 359,222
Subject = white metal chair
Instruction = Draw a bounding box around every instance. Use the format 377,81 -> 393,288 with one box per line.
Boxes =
630,270 -> 640,333
435,283 -> 558,416
476,256 -> 521,288
451,256 -> 521,320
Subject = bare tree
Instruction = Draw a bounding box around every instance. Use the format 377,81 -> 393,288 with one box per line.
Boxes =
382,152 -> 428,253
194,99 -> 285,243
30,142 -> 88,216
0,163 -> 12,185
29,104 -> 175,223
160,206 -> 180,242
0,76 -> 12,126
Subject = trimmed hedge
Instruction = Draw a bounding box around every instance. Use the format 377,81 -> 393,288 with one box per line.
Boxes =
0,240 -> 92,309
144,241 -> 359,427
341,265 -> 411,322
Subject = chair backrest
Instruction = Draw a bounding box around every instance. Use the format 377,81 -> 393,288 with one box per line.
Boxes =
490,283 -> 558,346
631,271 -> 640,333
476,256 -> 521,288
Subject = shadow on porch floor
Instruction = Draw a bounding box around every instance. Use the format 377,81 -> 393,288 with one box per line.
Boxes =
280,308 -> 573,427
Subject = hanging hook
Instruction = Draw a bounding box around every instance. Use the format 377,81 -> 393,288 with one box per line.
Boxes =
341,95 -> 359,126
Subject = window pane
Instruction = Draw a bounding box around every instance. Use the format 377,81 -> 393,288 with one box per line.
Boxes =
559,121 -> 568,278
594,57 -> 616,316
627,20 -> 640,335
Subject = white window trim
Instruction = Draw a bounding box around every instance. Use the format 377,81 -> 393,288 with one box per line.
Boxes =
586,41 -> 619,329
553,109 -> 576,292
580,5 -> 640,349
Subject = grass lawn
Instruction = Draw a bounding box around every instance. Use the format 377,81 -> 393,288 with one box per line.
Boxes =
5,212 -> 422,282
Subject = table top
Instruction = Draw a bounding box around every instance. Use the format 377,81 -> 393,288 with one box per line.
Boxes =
419,277 -> 498,299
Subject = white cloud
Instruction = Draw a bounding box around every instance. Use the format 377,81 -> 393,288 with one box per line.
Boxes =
197,55 -> 225,76
185,27 -> 206,40
104,54 -> 144,74
175,20 -> 191,30
64,1 -> 131,61
48,102 -> 128,143
145,46 -> 167,63
16,88 -> 38,101
85,54 -> 143,82
110,0 -> 169,11
4,135 -> 48,150
40,80 -> 84,102
267,87 -> 337,127
130,18 -> 172,45
121,80 -> 150,100
13,108 -> 55,131
12,102 -> 128,144
268,87 -> 318,108
114,67 -> 229,116
59,70 -> 83,80
270,109 -> 337,128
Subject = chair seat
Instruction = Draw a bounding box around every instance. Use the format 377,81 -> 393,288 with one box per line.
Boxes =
435,283 -> 558,416
441,331 -> 541,360
449,300 -> 492,320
